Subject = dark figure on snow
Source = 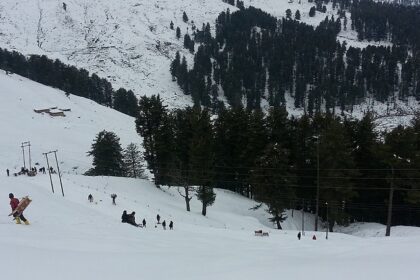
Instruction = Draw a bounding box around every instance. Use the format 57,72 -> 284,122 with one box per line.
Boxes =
142,219 -> 146,228
6,169 -> 9,176
9,193 -> 29,225
162,220 -> 166,230
169,221 -> 173,230
297,232 -> 301,240
41,167 -> 46,174
88,194 -> 93,203
157,214 -> 161,224
312,235 -> 316,240
121,210 -> 129,223
111,193 -> 117,205
128,211 -> 138,227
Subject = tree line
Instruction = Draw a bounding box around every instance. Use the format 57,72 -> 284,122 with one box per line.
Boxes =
133,95 -> 420,229
0,48 -> 138,117
170,5 -> 420,112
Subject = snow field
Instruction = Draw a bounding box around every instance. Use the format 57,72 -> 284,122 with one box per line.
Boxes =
1,174 -> 420,280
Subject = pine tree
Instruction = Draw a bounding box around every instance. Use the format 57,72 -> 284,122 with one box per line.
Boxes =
295,10 -> 301,21
170,51 -> 181,81
189,108 -> 215,216
182,11 -> 189,23
113,88 -> 139,117
309,6 -> 316,17
285,9 -> 292,20
135,95 -> 169,186
251,143 -> 295,229
86,130 -> 125,176
184,34 -> 191,49
176,27 -> 181,39
317,115 -> 358,231
123,143 -> 146,179
196,186 -> 216,216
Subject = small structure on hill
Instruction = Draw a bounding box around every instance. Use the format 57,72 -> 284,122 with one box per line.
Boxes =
34,107 -> 70,117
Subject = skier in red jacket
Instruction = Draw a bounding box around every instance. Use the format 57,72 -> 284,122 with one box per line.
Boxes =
9,193 -> 29,225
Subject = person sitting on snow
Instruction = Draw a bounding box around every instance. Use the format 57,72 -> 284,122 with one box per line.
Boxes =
127,211 -> 138,227
9,193 -> 30,225
121,210 -> 129,223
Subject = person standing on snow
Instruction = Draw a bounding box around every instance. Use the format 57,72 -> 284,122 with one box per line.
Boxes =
142,219 -> 146,228
9,193 -> 29,225
297,232 -> 301,240
162,220 -> 166,230
169,221 -> 173,230
111,194 -> 117,205
6,169 -> 9,176
157,214 -> 161,224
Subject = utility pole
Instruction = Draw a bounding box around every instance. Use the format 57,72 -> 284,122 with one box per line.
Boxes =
21,143 -> 26,169
21,141 -> 31,170
28,142 -> 32,170
326,202 -> 329,240
386,166 -> 394,237
53,150 -> 65,197
43,152 -> 55,194
315,135 -> 320,231
301,198 -> 305,236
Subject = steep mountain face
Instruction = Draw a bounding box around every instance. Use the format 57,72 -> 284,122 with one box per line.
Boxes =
0,0 -> 234,107
0,0 -> 341,108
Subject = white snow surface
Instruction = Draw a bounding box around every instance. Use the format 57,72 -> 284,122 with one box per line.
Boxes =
0,70 -> 140,174
1,173 -> 420,279
1,69 -> 420,279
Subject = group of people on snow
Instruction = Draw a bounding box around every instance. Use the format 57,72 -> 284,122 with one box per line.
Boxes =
122,212 -> 173,230
6,166 -> 48,177
156,214 -> 173,230
87,193 -> 118,205
297,232 -> 317,240
121,210 -> 146,228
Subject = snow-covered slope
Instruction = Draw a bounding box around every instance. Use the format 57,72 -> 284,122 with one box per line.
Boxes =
0,0 -> 356,108
0,0 -> 236,107
1,170 -> 420,279
0,70 -> 140,174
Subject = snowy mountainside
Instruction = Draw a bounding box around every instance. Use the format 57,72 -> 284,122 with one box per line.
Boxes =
0,70 -> 140,174
0,0 -> 378,108
0,0 -> 235,108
